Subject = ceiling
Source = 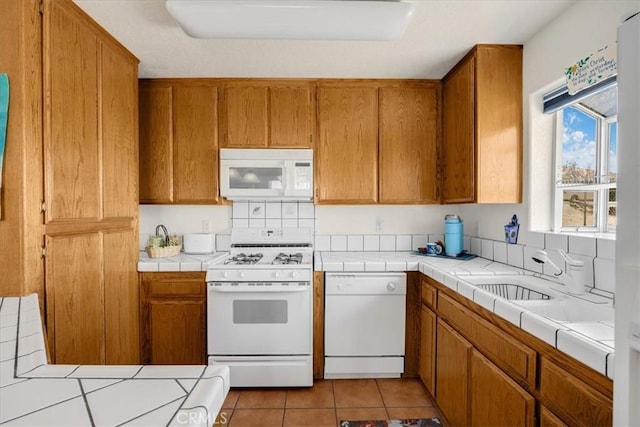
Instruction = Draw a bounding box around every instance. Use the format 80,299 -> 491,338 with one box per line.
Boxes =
73,0 -> 575,79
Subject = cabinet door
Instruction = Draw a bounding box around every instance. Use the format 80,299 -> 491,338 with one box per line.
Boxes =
470,349 -> 535,427
173,86 -> 219,203
220,85 -> 269,147
540,406 -> 568,427
270,85 -> 314,148
442,56 -> 475,203
140,273 -> 206,365
379,86 -> 439,204
317,86 -> 378,203
44,0 -> 100,222
436,318 -> 471,427
139,84 -> 173,203
475,46 -> 523,203
47,233 -> 105,364
101,39 -> 139,218
149,299 -> 205,365
419,304 -> 436,396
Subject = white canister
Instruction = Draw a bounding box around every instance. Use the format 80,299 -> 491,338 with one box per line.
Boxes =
183,233 -> 216,254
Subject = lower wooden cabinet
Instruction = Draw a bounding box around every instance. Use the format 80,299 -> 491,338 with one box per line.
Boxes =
435,318 -> 471,427
540,406 -> 568,427
140,272 -> 206,365
470,349 -> 535,427
419,304 -> 436,396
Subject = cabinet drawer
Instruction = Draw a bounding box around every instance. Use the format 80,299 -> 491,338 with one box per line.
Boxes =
539,358 -> 612,427
147,281 -> 204,297
437,293 -> 536,388
420,277 -> 437,308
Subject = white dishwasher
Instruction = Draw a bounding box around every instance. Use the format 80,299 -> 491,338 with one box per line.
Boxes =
324,272 -> 407,379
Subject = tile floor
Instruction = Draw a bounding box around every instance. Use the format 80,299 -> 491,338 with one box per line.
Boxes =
215,378 -> 443,427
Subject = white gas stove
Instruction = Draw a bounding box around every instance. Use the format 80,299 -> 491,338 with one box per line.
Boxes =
206,228 -> 313,387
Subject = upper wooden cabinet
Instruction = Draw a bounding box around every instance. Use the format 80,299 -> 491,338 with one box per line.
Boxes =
219,81 -> 314,148
317,85 -> 379,203
316,82 -> 440,204
442,44 -> 523,204
139,81 -> 220,204
379,85 -> 440,204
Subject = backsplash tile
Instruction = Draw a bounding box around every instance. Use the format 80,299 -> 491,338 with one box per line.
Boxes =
412,235 -> 428,250
299,219 -> 314,228
249,201 -> 265,219
298,203 -> 315,219
347,235 -> 364,251
380,235 -> 396,251
545,233 -> 568,252
507,244 -> 524,268
429,234 -> 444,243
231,201 -> 314,230
265,202 -> 281,218
527,231 -> 545,249
523,246 -> 543,273
594,258 -> 615,293
471,238 -> 482,256
481,239 -> 494,260
363,235 -> 380,251
569,235 -> 596,257
396,235 -> 412,251
330,235 -> 347,251
597,238 -> 616,260
282,202 -> 298,219
282,219 -> 298,228
315,235 -> 331,251
493,242 -> 507,264
249,218 -> 266,228
232,201 -> 249,219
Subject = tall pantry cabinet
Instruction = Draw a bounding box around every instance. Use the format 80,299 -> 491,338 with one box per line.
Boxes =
45,0 -> 139,364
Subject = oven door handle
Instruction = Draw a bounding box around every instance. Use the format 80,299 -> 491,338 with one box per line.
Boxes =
208,286 -> 309,293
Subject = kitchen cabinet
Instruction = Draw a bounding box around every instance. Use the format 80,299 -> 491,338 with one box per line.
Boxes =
139,81 -> 220,204
420,273 -> 613,427
442,44 -> 523,203
317,85 -> 379,203
43,0 -> 139,364
419,304 -> 437,396
219,81 -> 314,148
435,318 -> 471,427
379,85 -> 440,204
470,349 -> 535,427
140,273 -> 206,365
316,82 -> 440,204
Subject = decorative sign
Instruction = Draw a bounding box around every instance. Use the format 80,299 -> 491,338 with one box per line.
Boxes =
565,44 -> 617,95
0,73 -> 8,220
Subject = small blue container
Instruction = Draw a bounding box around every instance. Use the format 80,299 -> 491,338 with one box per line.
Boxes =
444,215 -> 463,256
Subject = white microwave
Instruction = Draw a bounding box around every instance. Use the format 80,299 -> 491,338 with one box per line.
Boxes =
219,148 -> 313,201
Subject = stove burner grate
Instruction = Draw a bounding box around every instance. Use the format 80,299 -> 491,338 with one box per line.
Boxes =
272,253 -> 303,265
224,253 -> 263,265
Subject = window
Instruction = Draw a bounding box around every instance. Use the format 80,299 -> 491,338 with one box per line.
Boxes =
551,84 -> 617,233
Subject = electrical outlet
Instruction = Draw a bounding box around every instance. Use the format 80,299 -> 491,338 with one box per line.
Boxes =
202,219 -> 212,233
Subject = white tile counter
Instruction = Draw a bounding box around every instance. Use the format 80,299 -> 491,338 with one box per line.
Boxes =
315,251 -> 615,379
0,294 -> 230,426
138,251 -> 228,272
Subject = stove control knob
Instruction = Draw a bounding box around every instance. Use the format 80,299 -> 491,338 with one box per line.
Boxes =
221,272 -> 228,278
238,271 -> 245,278
273,271 -> 280,278
290,271 -> 298,279
387,282 -> 396,292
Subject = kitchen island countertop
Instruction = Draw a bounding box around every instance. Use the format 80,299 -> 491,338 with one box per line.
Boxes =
0,294 -> 229,426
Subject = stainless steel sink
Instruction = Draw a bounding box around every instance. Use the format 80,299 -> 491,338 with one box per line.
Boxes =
475,283 -> 551,301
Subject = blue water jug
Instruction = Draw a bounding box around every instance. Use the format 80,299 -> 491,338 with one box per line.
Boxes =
444,215 -> 463,256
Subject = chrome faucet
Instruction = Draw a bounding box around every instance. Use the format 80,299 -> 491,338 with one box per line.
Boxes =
532,249 -> 585,295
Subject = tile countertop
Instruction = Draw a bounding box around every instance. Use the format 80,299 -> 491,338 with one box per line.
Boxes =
138,251 -> 229,272
315,251 -> 615,380
0,294 -> 230,426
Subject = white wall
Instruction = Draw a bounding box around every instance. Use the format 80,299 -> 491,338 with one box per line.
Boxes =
460,0 -> 640,244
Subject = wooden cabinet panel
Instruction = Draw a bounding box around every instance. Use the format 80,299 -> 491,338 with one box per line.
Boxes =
221,85 -> 269,147
436,318 -> 471,427
104,230 -> 139,364
101,40 -> 138,218
44,0 -> 100,221
419,304 -> 436,396
140,272 -> 206,365
476,46 -> 523,203
379,85 -> 439,204
313,271 -> 324,379
139,85 -> 173,203
270,85 -> 314,148
470,349 -> 535,427
540,406 -> 568,427
438,292 -> 536,387
420,277 -> 437,308
442,45 -> 523,204
317,86 -> 378,203
149,300 -> 205,365
47,233 -> 105,364
442,57 -> 475,203
539,358 -> 612,427
173,86 -> 219,203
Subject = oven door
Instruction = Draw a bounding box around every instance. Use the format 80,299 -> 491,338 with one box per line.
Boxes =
207,282 -> 312,356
